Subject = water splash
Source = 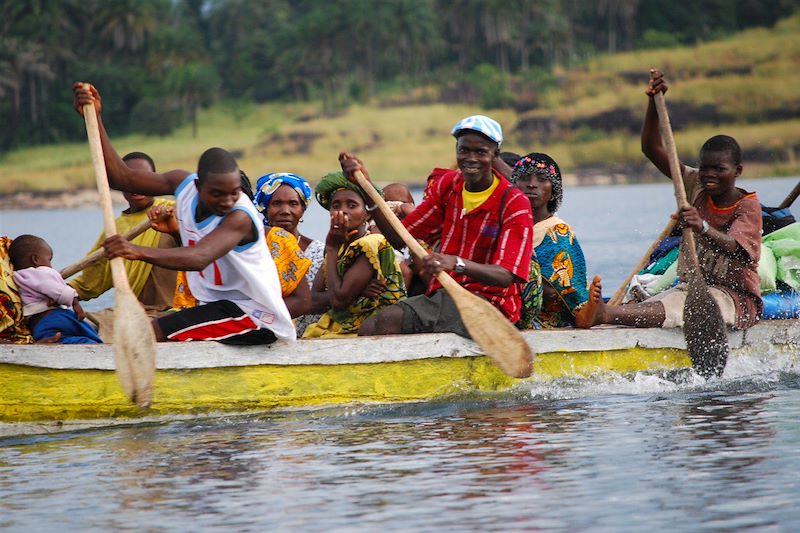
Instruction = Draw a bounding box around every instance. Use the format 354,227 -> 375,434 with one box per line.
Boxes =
523,344 -> 800,401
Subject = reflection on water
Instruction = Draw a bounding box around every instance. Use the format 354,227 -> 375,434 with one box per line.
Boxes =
3,375 -> 800,531
1,177 -> 799,530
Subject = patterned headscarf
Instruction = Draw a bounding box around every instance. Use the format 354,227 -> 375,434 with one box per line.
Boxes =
253,173 -> 313,214
511,152 -> 563,214
315,171 -> 381,211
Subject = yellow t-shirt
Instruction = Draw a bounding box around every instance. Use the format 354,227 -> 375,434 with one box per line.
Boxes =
461,176 -> 499,213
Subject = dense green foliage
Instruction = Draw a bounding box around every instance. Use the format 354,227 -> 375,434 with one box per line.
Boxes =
1,0 -> 796,154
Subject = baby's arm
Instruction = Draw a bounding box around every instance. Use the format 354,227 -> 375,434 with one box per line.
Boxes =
71,298 -> 86,321
36,267 -> 80,306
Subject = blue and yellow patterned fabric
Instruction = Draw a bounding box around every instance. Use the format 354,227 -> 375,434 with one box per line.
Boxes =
533,218 -> 589,328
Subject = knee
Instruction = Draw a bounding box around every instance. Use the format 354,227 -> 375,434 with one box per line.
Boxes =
152,317 -> 167,342
358,316 -> 378,336
358,306 -> 404,336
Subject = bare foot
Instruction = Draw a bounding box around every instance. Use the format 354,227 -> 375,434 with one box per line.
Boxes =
575,275 -> 606,328
36,332 -> 62,343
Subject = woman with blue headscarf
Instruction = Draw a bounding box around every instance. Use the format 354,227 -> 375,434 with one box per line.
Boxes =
254,173 -> 324,335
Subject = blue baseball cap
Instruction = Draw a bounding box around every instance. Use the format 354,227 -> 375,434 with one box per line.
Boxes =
451,115 -> 503,146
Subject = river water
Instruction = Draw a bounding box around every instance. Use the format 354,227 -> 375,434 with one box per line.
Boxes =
1,177 -> 799,532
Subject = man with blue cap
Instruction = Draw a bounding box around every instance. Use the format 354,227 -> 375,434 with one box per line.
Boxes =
339,114 -> 534,337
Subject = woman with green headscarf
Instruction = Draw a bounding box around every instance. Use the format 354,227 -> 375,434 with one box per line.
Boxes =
302,172 -> 406,338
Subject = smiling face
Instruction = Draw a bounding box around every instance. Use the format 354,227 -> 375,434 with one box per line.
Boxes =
267,184 -> 305,234
197,170 -> 242,217
122,191 -> 154,212
330,189 -> 368,231
455,132 -> 498,190
698,149 -> 741,199
122,158 -> 156,212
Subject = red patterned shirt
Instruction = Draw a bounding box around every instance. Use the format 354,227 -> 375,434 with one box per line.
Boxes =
403,169 -> 534,322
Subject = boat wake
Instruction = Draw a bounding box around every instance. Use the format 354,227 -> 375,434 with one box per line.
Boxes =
523,344 -> 800,400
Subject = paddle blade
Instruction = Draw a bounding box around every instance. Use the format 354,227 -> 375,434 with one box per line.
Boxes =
112,289 -> 157,408
683,272 -> 729,379
444,281 -> 533,378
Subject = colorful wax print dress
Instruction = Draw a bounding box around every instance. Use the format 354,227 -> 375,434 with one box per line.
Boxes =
525,216 -> 588,328
265,227 -> 312,297
0,237 -> 32,343
302,233 -> 406,338
517,256 -> 543,330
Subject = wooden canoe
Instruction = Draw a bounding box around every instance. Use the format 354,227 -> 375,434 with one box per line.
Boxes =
1,320 -> 798,435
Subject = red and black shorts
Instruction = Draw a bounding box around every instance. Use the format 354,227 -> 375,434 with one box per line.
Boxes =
157,300 -> 277,345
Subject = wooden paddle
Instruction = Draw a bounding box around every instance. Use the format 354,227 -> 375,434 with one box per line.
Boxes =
82,87 -> 156,408
608,218 -> 677,306
610,179 -> 798,307
654,92 -> 729,378
60,218 -> 152,279
352,169 -> 533,379
778,180 -> 800,209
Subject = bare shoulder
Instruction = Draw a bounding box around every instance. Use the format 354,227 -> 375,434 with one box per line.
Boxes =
164,170 -> 193,192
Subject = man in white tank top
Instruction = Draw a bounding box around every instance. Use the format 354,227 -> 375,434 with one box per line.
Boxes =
73,83 -> 295,344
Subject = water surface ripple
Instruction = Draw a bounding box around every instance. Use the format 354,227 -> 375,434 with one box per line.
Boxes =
3,371 -> 800,532
1,177 -> 798,531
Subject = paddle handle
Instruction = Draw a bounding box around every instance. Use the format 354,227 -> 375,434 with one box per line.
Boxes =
354,171 -> 429,258
353,171 -> 474,296
778,180 -> 800,209
60,218 -> 152,279
653,92 -> 700,265
82,88 -> 132,292
608,217 -> 677,306
654,94 -> 688,208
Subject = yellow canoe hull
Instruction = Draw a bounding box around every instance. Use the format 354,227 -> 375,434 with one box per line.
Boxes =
1,321 -> 796,430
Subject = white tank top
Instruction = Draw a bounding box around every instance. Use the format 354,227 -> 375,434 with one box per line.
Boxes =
174,174 -> 296,341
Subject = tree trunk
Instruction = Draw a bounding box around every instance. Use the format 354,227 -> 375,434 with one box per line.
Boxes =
191,101 -> 198,138
498,44 -> 509,74
607,3 -> 617,54
29,75 -> 37,127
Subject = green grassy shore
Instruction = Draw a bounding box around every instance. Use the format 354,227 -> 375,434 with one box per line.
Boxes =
1,14 -> 798,197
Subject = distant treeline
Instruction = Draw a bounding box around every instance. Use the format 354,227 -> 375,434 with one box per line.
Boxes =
1,0 -> 795,153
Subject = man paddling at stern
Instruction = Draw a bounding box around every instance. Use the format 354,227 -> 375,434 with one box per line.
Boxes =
73,83 -> 295,344
575,70 -> 762,330
340,115 -> 534,337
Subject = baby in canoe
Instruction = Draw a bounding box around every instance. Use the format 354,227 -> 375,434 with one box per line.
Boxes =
9,234 -> 101,344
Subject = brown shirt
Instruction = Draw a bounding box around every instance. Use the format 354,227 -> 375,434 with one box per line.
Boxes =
681,167 -> 762,328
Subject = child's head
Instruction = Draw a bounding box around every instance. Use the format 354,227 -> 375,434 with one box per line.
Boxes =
382,183 -> 414,205
698,135 -> 743,195
122,151 -> 156,172
499,151 -> 522,168
121,152 -> 157,212
8,234 -> 53,270
700,135 -> 742,166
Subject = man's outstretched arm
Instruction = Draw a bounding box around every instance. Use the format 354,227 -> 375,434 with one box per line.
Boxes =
74,82 -> 189,196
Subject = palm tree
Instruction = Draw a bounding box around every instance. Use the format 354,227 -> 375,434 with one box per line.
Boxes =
0,39 -> 55,146
165,62 -> 220,137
